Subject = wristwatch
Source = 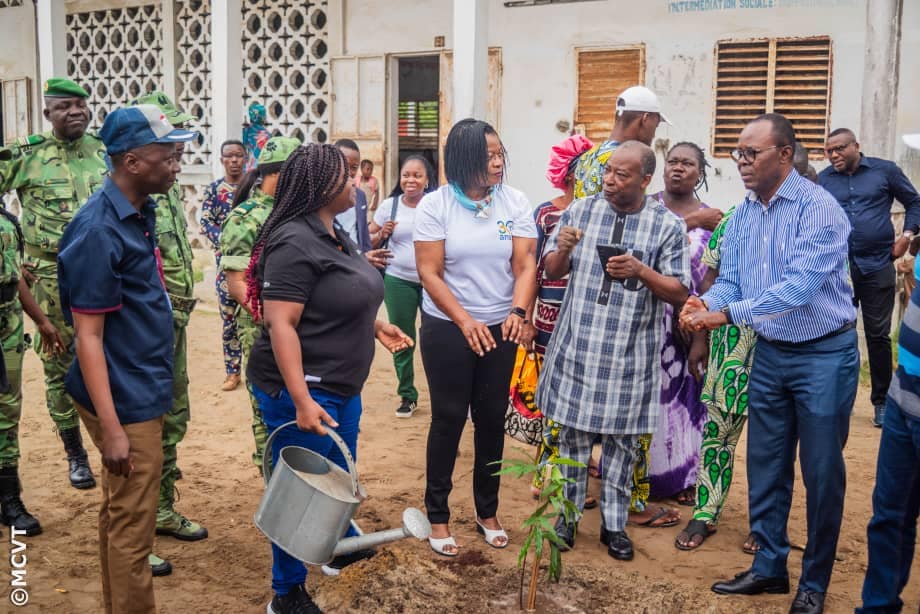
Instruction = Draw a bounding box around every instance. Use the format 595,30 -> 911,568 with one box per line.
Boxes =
720,305 -> 733,325
511,306 -> 527,319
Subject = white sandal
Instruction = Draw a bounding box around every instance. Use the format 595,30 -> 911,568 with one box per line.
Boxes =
428,535 -> 460,557
476,518 -> 509,549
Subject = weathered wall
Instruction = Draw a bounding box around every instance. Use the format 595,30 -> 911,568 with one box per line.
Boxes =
339,0 -> 886,209
489,0 -> 867,208
896,0 -> 920,186
0,1 -> 40,135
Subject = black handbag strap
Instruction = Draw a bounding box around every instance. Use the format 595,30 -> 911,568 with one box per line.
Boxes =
380,196 -> 400,250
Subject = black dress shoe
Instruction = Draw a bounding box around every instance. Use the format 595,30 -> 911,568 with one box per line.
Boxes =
553,516 -> 576,551
711,569 -> 790,595
601,529 -> 633,560
789,590 -> 825,614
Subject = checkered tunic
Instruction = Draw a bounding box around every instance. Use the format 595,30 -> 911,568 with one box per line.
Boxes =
535,194 -> 691,435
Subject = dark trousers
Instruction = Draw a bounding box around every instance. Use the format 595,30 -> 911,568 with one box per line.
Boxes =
420,311 -> 517,524
853,263 -> 896,406
747,329 -> 858,593
858,396 -> 920,613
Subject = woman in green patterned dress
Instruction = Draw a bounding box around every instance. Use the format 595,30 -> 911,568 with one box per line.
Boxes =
674,206 -> 760,553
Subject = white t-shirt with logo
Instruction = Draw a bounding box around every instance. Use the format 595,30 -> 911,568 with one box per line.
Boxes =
413,184 -> 538,325
373,195 -> 419,284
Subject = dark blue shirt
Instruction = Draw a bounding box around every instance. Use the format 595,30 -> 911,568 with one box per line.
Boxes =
819,155 -> 920,274
57,178 -> 174,424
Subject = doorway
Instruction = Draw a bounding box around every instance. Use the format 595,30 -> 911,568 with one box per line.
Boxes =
395,56 -> 440,181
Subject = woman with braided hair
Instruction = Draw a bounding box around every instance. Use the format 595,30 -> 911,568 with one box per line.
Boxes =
244,143 -> 412,614
643,142 -> 723,506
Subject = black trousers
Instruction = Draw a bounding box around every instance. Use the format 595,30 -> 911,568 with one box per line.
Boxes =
852,262 -> 895,407
420,311 -> 517,524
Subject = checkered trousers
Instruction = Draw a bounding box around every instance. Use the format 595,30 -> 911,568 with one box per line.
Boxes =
535,194 -> 690,435
557,425 -> 639,532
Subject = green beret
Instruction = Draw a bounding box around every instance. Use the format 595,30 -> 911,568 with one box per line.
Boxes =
258,136 -> 301,167
43,78 -> 89,99
129,91 -> 194,126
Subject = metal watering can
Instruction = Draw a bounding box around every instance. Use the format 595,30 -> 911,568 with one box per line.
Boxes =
254,420 -> 431,565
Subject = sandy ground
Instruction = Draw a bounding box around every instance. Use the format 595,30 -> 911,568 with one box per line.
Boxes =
3,308 -> 919,613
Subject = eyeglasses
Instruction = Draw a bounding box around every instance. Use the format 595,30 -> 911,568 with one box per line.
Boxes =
824,142 -> 854,157
730,146 -> 778,163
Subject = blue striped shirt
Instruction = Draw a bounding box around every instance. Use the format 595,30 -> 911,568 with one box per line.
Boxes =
888,257 -> 920,419
703,170 -> 856,343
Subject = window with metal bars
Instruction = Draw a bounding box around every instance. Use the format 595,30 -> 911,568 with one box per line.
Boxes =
712,36 -> 832,158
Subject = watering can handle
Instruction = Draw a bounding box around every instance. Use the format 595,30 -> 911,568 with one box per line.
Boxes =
261,420 -> 361,498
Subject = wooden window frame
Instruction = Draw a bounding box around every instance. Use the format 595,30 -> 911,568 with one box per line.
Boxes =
573,44 -> 646,143
711,36 -> 832,159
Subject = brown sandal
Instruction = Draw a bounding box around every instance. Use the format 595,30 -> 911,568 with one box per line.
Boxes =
742,532 -> 761,555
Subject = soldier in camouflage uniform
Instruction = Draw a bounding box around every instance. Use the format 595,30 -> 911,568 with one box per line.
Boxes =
0,78 -> 104,490
0,202 -> 68,536
132,92 -> 209,576
219,136 -> 299,472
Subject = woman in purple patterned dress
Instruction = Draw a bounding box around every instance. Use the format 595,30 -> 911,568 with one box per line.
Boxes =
648,142 -> 724,502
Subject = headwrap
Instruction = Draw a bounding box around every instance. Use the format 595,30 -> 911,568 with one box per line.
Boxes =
546,134 -> 594,190
242,102 -> 271,172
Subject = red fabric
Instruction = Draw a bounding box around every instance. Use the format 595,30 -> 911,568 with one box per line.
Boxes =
546,134 -> 594,190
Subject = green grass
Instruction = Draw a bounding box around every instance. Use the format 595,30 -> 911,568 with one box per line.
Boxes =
193,269 -> 204,283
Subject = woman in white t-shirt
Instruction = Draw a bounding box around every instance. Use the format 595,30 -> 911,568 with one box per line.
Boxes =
414,118 -> 538,556
368,155 -> 437,419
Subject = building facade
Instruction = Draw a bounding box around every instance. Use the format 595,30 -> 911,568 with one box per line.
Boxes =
1,0 -> 917,226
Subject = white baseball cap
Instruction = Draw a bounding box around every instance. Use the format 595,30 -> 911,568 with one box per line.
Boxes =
903,134 -> 920,150
616,85 -> 672,125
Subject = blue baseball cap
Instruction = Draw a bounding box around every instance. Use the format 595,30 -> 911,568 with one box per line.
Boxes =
100,104 -> 198,155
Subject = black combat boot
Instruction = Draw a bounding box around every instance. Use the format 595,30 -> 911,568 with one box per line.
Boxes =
0,467 -> 42,536
59,427 -> 96,489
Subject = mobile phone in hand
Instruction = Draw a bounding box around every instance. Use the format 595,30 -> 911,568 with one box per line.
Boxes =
596,244 -> 626,275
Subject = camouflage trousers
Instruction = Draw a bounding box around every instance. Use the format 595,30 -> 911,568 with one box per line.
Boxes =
0,304 -> 25,469
216,266 -> 241,376
160,316 -> 191,510
238,310 -> 266,470
30,264 -> 79,431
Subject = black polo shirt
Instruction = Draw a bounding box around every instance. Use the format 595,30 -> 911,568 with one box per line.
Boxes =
246,212 -> 385,398
57,177 -> 174,424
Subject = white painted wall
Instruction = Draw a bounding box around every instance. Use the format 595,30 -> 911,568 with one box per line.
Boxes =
338,0 -> 889,210
895,0 -> 920,185
488,0 -> 867,208
0,2 -> 40,135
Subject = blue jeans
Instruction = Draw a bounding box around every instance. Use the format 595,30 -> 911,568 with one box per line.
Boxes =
858,397 -> 920,613
746,329 -> 858,593
252,385 -> 362,596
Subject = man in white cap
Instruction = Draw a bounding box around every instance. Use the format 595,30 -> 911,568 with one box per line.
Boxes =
857,133 -> 920,614
570,85 -> 720,529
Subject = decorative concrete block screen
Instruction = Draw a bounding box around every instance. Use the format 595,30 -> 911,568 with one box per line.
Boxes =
241,0 -> 330,144
175,0 -> 213,167
65,3 -> 166,129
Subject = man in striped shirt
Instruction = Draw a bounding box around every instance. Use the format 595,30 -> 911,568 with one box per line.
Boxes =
682,113 -> 857,614
858,133 -> 920,614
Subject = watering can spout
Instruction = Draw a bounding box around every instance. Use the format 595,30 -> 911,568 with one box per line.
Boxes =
333,508 -> 431,557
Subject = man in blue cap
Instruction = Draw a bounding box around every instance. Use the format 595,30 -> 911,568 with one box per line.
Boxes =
56,104 -> 196,614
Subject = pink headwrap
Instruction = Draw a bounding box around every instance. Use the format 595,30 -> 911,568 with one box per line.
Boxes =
546,134 -> 594,190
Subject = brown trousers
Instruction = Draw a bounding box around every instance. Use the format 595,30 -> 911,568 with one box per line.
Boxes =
77,404 -> 164,614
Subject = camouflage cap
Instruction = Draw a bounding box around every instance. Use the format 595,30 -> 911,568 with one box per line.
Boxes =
130,91 -> 194,126
43,78 -> 89,99
258,136 -> 301,167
